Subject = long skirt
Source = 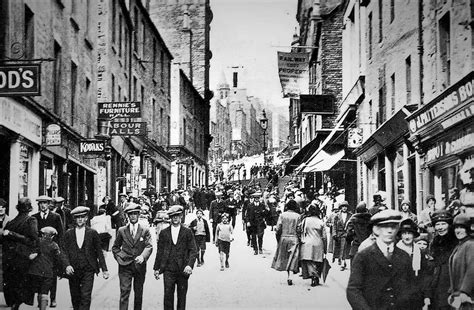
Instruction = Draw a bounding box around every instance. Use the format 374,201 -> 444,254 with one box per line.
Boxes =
301,260 -> 323,279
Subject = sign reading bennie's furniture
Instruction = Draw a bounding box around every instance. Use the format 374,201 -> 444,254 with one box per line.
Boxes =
0,64 -> 41,96
98,101 -> 141,118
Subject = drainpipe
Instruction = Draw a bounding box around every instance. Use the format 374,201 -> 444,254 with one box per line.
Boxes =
418,0 -> 424,107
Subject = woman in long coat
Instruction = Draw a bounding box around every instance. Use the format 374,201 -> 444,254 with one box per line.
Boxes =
448,213 -> 474,309
0,199 -> 11,293
299,204 -> 327,287
271,200 -> 300,286
3,197 -> 39,309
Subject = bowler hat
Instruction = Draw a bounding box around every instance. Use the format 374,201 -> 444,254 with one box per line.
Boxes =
398,219 -> 420,237
431,210 -> 453,225
370,209 -> 402,226
124,203 -> 141,214
71,206 -> 90,217
168,205 -> 183,217
40,226 -> 58,236
53,197 -> 65,203
36,195 -> 52,202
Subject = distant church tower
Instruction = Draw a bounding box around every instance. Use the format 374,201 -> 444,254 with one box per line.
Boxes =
217,71 -> 230,100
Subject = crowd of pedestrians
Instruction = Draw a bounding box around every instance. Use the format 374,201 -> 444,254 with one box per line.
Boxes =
0,177 -> 473,309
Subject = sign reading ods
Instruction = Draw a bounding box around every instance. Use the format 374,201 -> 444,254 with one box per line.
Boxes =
0,64 -> 41,96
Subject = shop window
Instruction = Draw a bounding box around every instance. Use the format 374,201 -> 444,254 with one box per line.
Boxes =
19,143 -> 32,199
396,148 -> 404,208
378,154 -> 386,191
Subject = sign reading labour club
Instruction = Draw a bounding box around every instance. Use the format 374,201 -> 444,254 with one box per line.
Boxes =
110,122 -> 147,136
0,64 -> 41,96
98,101 -> 141,118
79,140 -> 106,154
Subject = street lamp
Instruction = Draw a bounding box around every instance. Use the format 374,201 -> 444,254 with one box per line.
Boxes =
259,109 -> 268,164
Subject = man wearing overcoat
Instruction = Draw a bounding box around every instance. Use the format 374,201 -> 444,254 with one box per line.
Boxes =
208,191 -> 226,242
346,209 -> 418,310
112,203 -> 153,310
154,205 -> 197,310
62,206 -> 109,310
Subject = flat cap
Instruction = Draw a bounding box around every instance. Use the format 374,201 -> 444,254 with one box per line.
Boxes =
168,205 -> 183,217
40,226 -> 58,235
251,191 -> 262,197
215,191 -> 223,196
370,209 -> 402,226
124,203 -> 141,214
71,206 -> 90,217
53,197 -> 65,203
36,195 -> 52,202
431,209 -> 453,225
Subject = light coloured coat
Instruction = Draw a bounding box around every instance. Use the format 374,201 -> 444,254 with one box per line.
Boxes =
299,216 -> 327,262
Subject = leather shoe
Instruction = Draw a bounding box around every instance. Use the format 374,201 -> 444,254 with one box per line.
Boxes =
287,279 -> 293,286
50,300 -> 57,308
254,251 -> 258,255
311,277 -> 319,287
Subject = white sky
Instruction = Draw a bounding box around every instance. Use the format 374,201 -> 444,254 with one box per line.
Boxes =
209,0 -> 298,116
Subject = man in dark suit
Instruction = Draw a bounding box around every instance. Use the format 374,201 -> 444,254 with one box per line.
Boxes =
33,195 -> 64,308
112,203 -> 153,310
346,210 -> 417,310
246,191 -> 270,255
154,205 -> 197,310
209,191 -> 226,242
62,206 -> 109,310
51,196 -> 74,231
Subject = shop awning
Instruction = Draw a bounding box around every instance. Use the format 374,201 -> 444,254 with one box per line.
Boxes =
284,132 -> 330,175
302,149 -> 345,173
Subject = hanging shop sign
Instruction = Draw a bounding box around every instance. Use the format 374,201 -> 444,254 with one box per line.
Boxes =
409,73 -> 474,133
110,121 -> 147,136
79,140 -> 106,154
45,124 -> 62,146
348,128 -> 363,148
425,125 -> 474,164
0,64 -> 41,96
98,101 -> 141,118
0,97 -> 42,144
277,51 -> 310,98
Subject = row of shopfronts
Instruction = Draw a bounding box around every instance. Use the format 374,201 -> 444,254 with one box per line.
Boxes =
286,72 -> 474,214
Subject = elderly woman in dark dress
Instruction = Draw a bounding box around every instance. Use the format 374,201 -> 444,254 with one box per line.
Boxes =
3,197 -> 39,309
271,200 -> 300,285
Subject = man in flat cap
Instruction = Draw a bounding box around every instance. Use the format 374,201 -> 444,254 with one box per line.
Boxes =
209,191 -> 226,243
33,196 -> 64,307
62,207 -> 109,310
246,191 -> 270,255
347,209 -> 417,310
51,197 -> 74,231
153,205 -> 197,310
112,203 -> 153,310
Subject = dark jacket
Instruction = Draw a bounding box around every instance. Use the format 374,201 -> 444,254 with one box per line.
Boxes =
153,225 -> 197,274
209,199 -> 226,222
3,213 -> 39,268
246,202 -> 269,234
347,243 -> 417,310
448,237 -> 474,298
28,238 -> 67,278
189,218 -> 211,242
62,227 -> 108,274
55,206 -> 74,231
112,223 -> 153,266
32,211 -> 64,243
345,212 -> 372,257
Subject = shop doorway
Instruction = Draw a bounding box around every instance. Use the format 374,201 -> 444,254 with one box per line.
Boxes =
0,135 -> 10,214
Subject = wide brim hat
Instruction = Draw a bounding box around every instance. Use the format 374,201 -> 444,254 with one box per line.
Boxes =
40,226 -> 58,235
398,218 -> 420,237
36,195 -> 52,202
124,203 -> 141,214
71,206 -> 90,217
53,197 -> 65,203
453,213 -> 471,229
168,205 -> 183,217
370,209 -> 402,226
431,210 -> 453,225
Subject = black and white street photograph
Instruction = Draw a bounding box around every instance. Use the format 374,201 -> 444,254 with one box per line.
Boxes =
0,0 -> 473,309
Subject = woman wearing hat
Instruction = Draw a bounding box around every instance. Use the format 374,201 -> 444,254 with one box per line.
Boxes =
447,214 -> 474,309
427,210 -> 457,310
3,198 -> 39,309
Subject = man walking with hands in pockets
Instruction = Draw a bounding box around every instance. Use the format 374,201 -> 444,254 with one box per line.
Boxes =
154,205 -> 197,310
113,203 -> 153,310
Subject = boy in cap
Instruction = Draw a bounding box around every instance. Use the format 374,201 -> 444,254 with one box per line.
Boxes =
189,209 -> 210,266
62,207 -> 109,310
347,210 -> 417,310
28,227 -> 67,310
113,203 -> 153,310
153,205 -> 197,310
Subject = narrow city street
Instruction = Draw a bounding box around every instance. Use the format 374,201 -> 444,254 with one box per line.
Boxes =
2,211 -> 350,310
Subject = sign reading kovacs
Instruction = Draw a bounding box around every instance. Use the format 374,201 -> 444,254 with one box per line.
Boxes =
98,101 -> 141,118
79,140 -> 106,154
0,64 -> 41,96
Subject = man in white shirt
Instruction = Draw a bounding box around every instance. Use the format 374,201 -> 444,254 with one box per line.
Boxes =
154,205 -> 197,310
347,209 -> 417,309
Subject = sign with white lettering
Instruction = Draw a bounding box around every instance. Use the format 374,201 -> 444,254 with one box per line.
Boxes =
441,102 -> 474,130
45,124 -> 62,146
277,51 -> 310,98
79,140 -> 106,154
0,64 -> 41,96
110,122 -> 147,136
98,101 -> 141,118
409,74 -> 474,133
425,125 -> 474,164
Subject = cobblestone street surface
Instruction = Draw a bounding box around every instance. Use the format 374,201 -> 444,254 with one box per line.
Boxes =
1,211 -> 350,310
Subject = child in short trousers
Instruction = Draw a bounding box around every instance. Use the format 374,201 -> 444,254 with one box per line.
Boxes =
215,213 -> 234,271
